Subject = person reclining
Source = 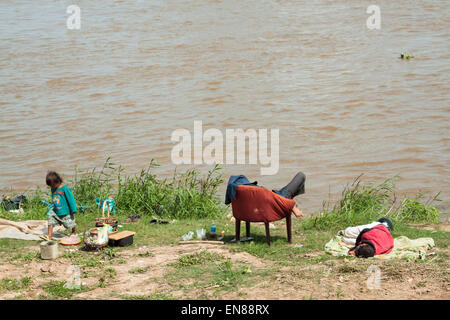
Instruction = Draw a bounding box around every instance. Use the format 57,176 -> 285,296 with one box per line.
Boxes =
224,172 -> 306,218
348,221 -> 394,258
342,217 -> 393,246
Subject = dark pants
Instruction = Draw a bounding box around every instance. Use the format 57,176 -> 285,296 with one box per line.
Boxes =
276,172 -> 306,199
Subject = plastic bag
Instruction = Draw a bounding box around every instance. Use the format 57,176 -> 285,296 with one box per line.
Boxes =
85,225 -> 109,247
196,229 -> 206,240
97,225 -> 109,245
182,231 -> 194,241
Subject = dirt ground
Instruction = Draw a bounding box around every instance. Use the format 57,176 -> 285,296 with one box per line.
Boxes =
0,242 -> 448,300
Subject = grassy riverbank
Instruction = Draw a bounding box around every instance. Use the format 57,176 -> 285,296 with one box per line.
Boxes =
0,162 -> 448,300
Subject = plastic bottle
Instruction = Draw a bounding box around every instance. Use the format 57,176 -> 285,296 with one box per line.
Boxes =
210,222 -> 216,239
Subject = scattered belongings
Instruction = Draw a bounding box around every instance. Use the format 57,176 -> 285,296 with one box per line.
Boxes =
8,208 -> 24,214
78,204 -> 91,213
60,234 -> 81,246
84,226 -> 109,250
40,240 -> 59,260
95,197 -> 117,214
230,237 -> 254,243
1,195 -> 27,211
0,218 -> 65,241
95,201 -> 118,232
149,218 -> 169,225
178,240 -> 225,245
89,226 -> 117,235
210,222 -> 217,239
124,215 -> 141,223
196,229 -> 206,240
325,234 -> 435,260
108,230 -> 136,247
182,231 -> 194,241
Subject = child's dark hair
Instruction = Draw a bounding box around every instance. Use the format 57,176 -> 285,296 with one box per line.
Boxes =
356,244 -> 375,258
46,171 -> 63,188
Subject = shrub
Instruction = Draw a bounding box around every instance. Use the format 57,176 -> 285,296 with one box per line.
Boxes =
41,158 -> 226,219
398,196 -> 440,223
302,176 -> 395,230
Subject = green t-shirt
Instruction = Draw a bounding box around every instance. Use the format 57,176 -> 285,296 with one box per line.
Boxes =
51,185 -> 77,216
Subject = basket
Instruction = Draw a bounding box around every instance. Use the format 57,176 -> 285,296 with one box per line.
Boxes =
83,228 -> 108,250
89,227 -> 118,235
95,201 -> 118,231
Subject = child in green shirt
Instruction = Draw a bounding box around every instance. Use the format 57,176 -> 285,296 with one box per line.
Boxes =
46,171 -> 77,240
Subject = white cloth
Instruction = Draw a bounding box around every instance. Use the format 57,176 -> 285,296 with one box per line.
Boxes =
342,221 -> 384,246
0,218 -> 64,241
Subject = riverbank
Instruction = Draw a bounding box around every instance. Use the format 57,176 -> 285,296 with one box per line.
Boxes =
0,165 -> 448,300
0,213 -> 448,300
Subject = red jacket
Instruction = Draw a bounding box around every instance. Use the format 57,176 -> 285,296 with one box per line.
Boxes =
231,185 -> 295,223
357,224 -> 394,255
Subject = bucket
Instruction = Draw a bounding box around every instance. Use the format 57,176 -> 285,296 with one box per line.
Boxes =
40,241 -> 59,260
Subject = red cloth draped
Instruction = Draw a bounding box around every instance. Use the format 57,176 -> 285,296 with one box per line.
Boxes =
231,185 -> 295,223
360,225 -> 394,255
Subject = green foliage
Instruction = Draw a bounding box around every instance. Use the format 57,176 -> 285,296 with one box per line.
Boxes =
171,250 -> 223,268
115,162 -> 225,219
1,158 -> 226,220
0,277 -> 32,291
9,251 -> 40,264
301,176 -> 441,231
398,196 -> 440,223
135,251 -> 153,257
69,158 -> 225,219
41,280 -> 88,299
302,177 -> 395,231
70,157 -> 117,205
121,292 -> 173,300
128,267 -> 148,274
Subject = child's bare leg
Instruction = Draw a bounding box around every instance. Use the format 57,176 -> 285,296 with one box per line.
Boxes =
48,225 -> 54,240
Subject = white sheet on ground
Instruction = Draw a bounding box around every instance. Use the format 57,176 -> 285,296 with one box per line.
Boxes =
0,218 -> 65,241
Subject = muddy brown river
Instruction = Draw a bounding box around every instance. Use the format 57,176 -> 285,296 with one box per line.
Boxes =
0,1 -> 448,214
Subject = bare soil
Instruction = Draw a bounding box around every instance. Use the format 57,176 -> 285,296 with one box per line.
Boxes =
0,243 -> 448,300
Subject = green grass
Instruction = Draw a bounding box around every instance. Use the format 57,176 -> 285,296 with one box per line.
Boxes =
8,251 -> 40,264
121,292 -> 174,300
1,158 -> 226,223
40,280 -> 89,300
397,196 -> 440,223
98,268 -> 116,288
170,250 -> 224,268
0,277 -> 32,292
0,167 -> 448,300
165,257 -> 263,294
134,251 -> 153,258
129,267 -> 149,274
70,158 -> 226,219
301,175 -> 442,232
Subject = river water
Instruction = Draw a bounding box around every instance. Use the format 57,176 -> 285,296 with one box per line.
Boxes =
0,1 -> 449,214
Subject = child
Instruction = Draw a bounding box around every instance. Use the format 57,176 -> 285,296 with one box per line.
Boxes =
348,223 -> 394,258
342,217 -> 393,246
46,171 -> 77,240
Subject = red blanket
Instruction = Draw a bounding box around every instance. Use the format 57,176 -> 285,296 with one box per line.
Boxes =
231,185 -> 295,223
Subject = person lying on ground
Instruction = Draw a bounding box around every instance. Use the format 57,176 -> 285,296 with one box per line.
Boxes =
348,222 -> 394,258
342,217 -> 393,245
46,171 -> 77,240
